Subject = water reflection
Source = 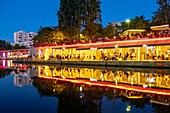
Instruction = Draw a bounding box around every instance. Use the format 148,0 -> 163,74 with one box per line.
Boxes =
0,60 -> 13,78
12,65 -> 38,87
36,65 -> 170,89
32,77 -> 170,113
14,72 -> 33,87
0,61 -> 170,113
0,68 -> 13,79
0,60 -> 35,87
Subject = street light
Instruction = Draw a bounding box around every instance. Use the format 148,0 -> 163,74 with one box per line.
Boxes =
126,19 -> 130,37
80,34 -> 82,37
126,19 -> 130,28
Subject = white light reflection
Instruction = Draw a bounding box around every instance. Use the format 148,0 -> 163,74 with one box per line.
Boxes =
126,105 -> 131,111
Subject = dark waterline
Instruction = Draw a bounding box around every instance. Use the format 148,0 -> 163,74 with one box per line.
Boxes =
0,62 -> 170,113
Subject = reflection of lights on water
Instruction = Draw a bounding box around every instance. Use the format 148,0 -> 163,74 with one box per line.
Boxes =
102,78 -> 104,81
38,76 -> 170,96
46,73 -> 49,76
131,78 -> 134,85
148,78 -> 155,83
143,85 -> 148,88
53,89 -> 55,92
149,83 -> 152,87
100,74 -> 104,81
90,78 -> 97,81
53,72 -> 55,76
61,75 -> 66,79
3,60 -> 5,67
11,71 -> 15,74
126,105 -> 131,111
80,86 -> 82,92
115,80 -> 118,85
3,53 -> 5,57
7,61 -> 11,67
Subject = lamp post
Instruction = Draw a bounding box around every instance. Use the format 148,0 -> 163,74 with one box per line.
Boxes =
112,22 -> 116,36
126,19 -> 130,37
126,19 -> 130,28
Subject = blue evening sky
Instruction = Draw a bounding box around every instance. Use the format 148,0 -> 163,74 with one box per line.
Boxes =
0,0 -> 158,43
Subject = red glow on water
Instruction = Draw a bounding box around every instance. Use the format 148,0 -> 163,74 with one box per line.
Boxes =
38,75 -> 170,96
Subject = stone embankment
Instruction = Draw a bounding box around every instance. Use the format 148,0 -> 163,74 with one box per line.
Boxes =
13,60 -> 170,68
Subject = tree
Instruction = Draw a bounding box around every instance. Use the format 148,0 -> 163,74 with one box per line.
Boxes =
57,0 -> 102,39
81,0 -> 102,39
0,69 -> 13,79
132,16 -> 150,29
121,15 -> 150,32
12,44 -> 26,49
103,23 -> 120,38
0,40 -> 12,50
49,31 -> 65,44
82,23 -> 103,38
33,26 -> 59,46
57,0 -> 82,39
152,0 -> 170,25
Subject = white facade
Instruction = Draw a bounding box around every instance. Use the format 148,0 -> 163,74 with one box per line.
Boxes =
14,30 -> 36,48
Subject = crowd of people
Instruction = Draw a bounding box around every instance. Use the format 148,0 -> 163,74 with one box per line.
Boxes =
23,48 -> 169,61
35,30 -> 170,47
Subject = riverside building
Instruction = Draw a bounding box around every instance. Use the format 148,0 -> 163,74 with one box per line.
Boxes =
1,25 -> 170,68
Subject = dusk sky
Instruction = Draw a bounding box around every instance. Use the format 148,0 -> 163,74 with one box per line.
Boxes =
0,0 -> 158,43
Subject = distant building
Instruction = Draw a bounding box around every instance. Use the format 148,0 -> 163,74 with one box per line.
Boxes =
14,30 -> 36,48
14,74 -> 33,87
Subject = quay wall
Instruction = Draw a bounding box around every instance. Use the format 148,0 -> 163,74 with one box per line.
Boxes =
13,60 -> 170,68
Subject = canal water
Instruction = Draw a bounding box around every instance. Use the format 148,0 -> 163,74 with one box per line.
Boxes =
0,60 -> 170,113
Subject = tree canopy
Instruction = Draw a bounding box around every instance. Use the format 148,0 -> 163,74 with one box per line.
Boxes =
57,0 -> 82,39
0,40 -> 27,50
33,26 -> 65,46
101,15 -> 151,38
57,0 -> 102,39
12,44 -> 26,49
152,0 -> 170,25
0,40 -> 12,50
